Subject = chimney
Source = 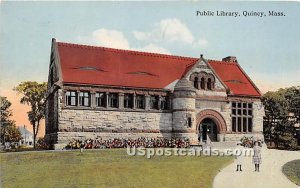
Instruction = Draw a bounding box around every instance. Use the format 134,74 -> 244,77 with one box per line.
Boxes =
222,56 -> 237,63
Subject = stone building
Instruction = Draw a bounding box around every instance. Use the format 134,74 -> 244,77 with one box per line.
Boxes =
45,38 -> 264,149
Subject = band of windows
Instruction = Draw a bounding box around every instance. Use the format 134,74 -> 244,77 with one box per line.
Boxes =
65,91 -> 170,110
190,72 -> 215,90
231,102 -> 253,133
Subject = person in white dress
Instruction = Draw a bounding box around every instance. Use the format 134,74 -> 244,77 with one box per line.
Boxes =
235,141 -> 244,172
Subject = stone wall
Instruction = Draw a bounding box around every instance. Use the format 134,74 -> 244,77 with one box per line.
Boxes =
47,87 -> 265,149
58,109 -> 172,132
55,101 -> 173,148
252,101 -> 265,132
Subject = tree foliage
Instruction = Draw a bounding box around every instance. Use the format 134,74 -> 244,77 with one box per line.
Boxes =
0,96 -> 22,143
262,86 -> 300,150
14,81 -> 47,149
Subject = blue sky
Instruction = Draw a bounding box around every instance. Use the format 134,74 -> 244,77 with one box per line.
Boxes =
1,1 -> 300,93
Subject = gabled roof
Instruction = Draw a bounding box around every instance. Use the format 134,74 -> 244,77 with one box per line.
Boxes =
57,42 -> 197,90
18,126 -> 33,136
54,40 -> 261,97
208,60 -> 261,97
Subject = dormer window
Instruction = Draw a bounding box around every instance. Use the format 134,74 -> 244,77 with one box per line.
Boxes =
207,78 -> 212,90
194,77 -> 199,89
190,72 -> 215,91
200,77 -> 205,89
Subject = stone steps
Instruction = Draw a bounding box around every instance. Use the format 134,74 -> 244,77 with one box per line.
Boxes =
201,141 -> 238,149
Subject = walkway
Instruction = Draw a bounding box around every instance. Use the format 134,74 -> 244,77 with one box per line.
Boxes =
213,147 -> 300,188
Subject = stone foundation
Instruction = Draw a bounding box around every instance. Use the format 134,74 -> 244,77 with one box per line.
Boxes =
224,133 -> 264,142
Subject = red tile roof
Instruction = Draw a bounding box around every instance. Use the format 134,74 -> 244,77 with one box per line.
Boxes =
56,42 -> 261,97
208,60 -> 261,96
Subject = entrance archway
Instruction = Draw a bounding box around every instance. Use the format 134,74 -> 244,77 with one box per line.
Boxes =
200,118 -> 217,142
196,109 -> 227,142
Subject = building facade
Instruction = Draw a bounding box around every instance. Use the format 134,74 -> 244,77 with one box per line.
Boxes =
45,39 -> 264,149
18,126 -> 34,147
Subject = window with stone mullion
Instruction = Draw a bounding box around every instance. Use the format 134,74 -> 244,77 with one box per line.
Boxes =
160,96 -> 169,110
108,93 -> 118,108
96,92 -> 106,107
66,91 -> 77,106
150,95 -> 159,109
79,92 -> 90,107
124,94 -> 133,109
136,95 -> 145,109
231,102 -> 253,133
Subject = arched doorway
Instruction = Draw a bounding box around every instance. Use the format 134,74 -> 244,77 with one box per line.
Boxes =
196,109 -> 227,143
199,118 -> 217,142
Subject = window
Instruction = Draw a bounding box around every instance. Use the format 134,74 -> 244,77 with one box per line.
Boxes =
124,94 -> 134,108
194,77 -> 199,89
187,117 -> 192,128
150,95 -> 159,109
160,96 -> 169,110
136,95 -> 145,109
207,78 -> 212,90
237,117 -> 242,132
108,93 -> 118,108
96,92 -> 106,107
200,77 -> 205,89
231,102 -> 253,133
232,117 -> 236,132
248,118 -> 252,132
66,91 -> 77,106
79,92 -> 90,107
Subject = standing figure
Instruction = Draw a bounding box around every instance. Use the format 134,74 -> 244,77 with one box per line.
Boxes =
80,141 -> 85,153
235,141 -> 244,172
253,141 -> 262,172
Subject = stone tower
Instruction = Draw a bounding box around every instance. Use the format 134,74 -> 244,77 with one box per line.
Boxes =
172,78 -> 198,143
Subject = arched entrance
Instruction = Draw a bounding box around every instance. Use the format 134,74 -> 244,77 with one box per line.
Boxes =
200,118 -> 217,142
196,109 -> 227,142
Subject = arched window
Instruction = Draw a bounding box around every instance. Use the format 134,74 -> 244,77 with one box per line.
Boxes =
200,77 -> 205,89
194,77 -> 199,89
207,78 -> 212,90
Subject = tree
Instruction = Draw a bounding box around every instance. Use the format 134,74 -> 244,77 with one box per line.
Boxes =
262,86 -> 300,150
284,87 -> 300,122
14,82 -> 47,149
0,96 -> 22,143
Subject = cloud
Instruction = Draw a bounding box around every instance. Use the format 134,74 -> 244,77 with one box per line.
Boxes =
196,38 -> 208,46
133,43 -> 171,54
133,18 -> 207,47
77,28 -> 170,54
77,29 -> 130,49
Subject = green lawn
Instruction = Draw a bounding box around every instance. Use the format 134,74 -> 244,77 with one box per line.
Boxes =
282,159 -> 300,186
0,149 -> 232,188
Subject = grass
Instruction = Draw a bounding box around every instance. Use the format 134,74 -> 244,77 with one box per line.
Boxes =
282,159 -> 300,186
0,149 -> 232,188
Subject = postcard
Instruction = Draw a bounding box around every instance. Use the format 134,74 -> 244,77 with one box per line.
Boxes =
0,1 -> 299,188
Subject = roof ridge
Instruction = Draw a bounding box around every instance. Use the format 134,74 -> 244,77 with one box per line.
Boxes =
57,41 -> 199,62
208,60 -> 237,65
